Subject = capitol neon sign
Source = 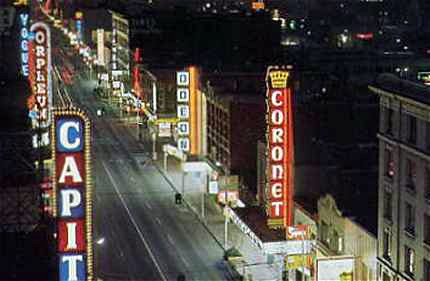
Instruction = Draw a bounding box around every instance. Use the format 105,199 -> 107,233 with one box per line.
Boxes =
53,108 -> 93,281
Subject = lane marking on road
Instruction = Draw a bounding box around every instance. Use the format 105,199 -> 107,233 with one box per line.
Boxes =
155,217 -> 162,225
102,161 -> 168,281
180,254 -> 190,268
144,201 -> 153,210
167,234 -> 174,244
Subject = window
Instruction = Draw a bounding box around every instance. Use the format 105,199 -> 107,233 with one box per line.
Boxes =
320,221 -> 329,245
383,228 -> 392,260
407,115 -> 417,144
406,159 -> 416,190
385,149 -> 395,178
424,259 -> 430,281
426,122 -> 430,151
383,191 -> 392,221
404,246 -> 415,276
425,214 -> 430,245
426,168 -> 430,200
385,108 -> 394,135
405,202 -> 415,236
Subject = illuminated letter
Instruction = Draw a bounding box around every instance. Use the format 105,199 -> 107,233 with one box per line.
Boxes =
35,30 -> 45,44
35,46 -> 45,57
271,165 -> 283,180
66,222 -> 77,249
60,189 -> 81,216
271,146 -> 284,161
272,128 -> 283,143
60,121 -> 81,150
36,58 -> 45,69
20,13 -> 28,26
271,90 -> 283,106
61,255 -> 83,281
20,27 -> 28,39
272,201 -> 283,216
271,109 -> 284,125
21,40 -> 28,52
59,156 -> 83,184
271,183 -> 283,198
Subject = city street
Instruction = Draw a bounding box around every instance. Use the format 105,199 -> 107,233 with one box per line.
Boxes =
51,27 -> 233,281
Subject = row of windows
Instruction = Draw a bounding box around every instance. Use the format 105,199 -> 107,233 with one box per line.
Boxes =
383,231 -> 430,279
383,191 -> 430,241
384,108 -> 430,151
384,149 -> 430,199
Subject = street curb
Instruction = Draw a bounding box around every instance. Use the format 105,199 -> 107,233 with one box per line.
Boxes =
153,162 -> 227,252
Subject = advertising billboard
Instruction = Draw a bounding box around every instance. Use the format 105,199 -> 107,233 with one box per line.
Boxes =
52,107 -> 93,281
29,21 -> 52,129
316,256 -> 355,281
265,66 -> 294,228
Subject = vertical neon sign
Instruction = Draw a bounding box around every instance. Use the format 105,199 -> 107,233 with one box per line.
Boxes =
29,22 -> 52,129
266,66 -> 294,228
19,13 -> 29,76
52,107 -> 93,281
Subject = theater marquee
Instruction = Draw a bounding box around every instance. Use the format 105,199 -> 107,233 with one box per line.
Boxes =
266,66 -> 294,228
52,107 -> 93,281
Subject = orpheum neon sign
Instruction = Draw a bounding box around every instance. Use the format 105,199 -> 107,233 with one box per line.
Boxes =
52,108 -> 93,281
29,22 -> 52,128
266,66 -> 294,228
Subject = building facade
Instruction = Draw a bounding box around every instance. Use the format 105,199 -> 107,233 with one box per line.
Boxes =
369,74 -> 430,281
317,194 -> 378,281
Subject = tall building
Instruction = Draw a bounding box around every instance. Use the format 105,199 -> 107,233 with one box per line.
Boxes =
369,74 -> 430,281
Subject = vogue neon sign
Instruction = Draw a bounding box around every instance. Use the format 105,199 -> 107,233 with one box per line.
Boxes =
53,108 -> 93,281
20,13 -> 29,76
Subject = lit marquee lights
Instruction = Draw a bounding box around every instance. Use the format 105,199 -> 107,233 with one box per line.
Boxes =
29,22 -> 52,129
266,66 -> 294,228
52,107 -> 93,281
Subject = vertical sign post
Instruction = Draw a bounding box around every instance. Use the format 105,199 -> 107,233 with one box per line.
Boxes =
52,107 -> 93,281
266,66 -> 294,228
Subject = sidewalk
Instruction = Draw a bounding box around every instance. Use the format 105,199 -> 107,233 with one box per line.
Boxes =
153,152 -> 281,281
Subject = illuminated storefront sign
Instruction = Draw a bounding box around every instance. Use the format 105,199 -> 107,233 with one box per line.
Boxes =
29,22 -> 52,129
266,66 -> 294,228
52,107 -> 93,281
176,71 -> 190,152
76,20 -> 82,42
19,12 -> 29,76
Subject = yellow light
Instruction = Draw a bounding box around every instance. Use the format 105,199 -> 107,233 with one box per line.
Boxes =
13,0 -> 28,6
189,66 -> 198,155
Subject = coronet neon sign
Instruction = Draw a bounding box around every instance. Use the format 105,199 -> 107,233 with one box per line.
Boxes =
19,13 -> 29,76
52,108 -> 93,281
266,66 -> 294,228
29,22 -> 52,128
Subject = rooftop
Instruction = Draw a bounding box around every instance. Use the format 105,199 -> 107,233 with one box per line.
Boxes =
371,73 -> 430,106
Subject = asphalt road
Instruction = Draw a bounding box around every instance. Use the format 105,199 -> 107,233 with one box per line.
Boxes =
51,24 -> 232,281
